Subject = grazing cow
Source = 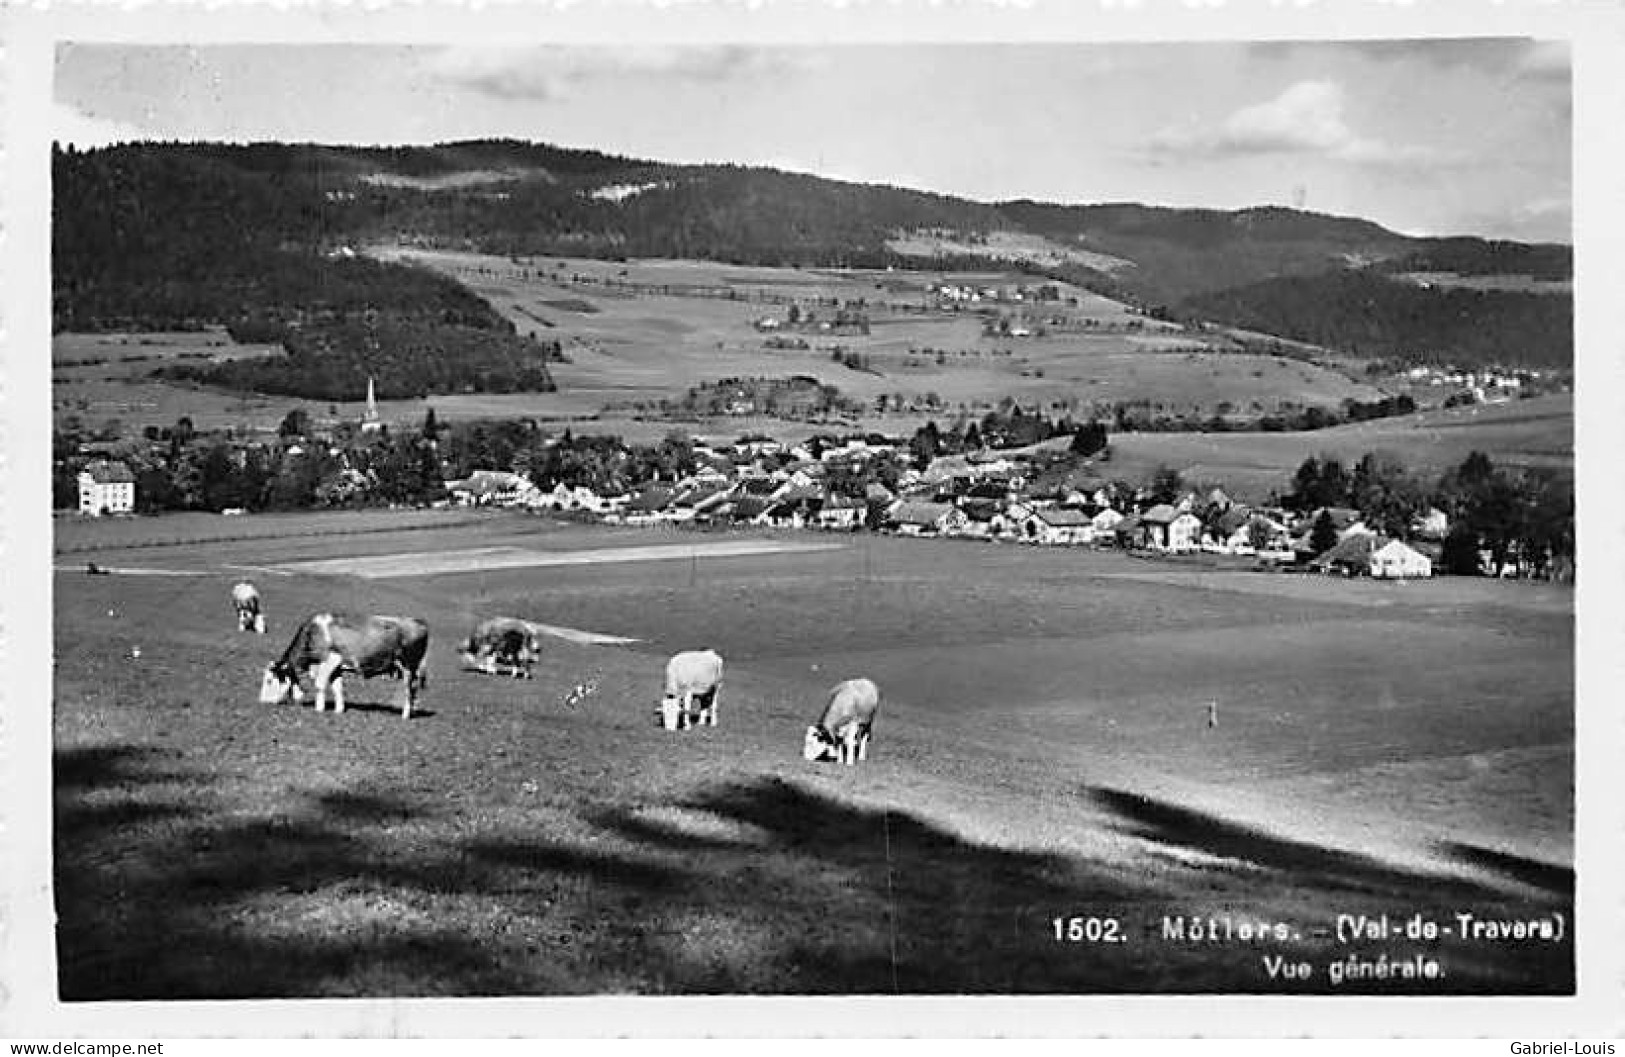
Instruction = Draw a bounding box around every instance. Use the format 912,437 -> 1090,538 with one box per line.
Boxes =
458,617 -> 544,679
231,581 -> 266,634
803,678 -> 881,765
259,613 -> 430,719
658,649 -> 724,731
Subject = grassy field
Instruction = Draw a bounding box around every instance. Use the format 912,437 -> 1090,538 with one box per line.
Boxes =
367,249 -> 1382,419
1108,393 -> 1573,500
52,512 -> 1572,996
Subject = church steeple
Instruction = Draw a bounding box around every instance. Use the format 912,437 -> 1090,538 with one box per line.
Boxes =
361,376 -> 383,433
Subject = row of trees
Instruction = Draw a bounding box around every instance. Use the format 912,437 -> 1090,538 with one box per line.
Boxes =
1109,393 -> 1420,435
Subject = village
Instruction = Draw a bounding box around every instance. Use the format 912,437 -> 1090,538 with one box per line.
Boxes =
435,434 -> 1449,579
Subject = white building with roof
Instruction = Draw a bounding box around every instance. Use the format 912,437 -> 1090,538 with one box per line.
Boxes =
78,460 -> 135,516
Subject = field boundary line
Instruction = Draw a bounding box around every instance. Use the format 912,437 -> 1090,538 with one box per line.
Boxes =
53,564 -> 210,576
524,622 -> 639,646
273,539 -> 848,578
53,514 -> 499,555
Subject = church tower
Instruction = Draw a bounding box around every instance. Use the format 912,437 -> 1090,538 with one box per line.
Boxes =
361,376 -> 383,433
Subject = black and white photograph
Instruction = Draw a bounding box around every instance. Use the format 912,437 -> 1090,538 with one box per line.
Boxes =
4,0 -> 1621,1039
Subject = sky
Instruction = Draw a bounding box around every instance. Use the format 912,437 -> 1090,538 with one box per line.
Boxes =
53,39 -> 1572,243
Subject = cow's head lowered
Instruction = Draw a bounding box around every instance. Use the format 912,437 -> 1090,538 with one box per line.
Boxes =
259,662 -> 302,705
802,725 -> 839,762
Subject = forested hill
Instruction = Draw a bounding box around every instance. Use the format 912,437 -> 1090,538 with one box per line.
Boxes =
53,140 -> 1572,370
1181,270 -> 1572,369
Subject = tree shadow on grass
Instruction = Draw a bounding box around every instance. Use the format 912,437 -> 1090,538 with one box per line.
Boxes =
1433,840 -> 1573,898
1088,786 -> 1572,903
54,747 -> 1574,998
1085,785 -> 1573,993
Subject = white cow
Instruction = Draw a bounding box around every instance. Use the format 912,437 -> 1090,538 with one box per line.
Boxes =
803,678 -> 881,765
231,581 -> 266,634
659,649 -> 724,731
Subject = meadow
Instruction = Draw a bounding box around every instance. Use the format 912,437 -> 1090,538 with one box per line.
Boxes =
51,511 -> 1573,997
1109,393 -> 1573,500
368,249 -> 1383,421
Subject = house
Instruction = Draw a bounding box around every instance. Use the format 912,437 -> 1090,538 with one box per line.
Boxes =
955,499 -> 1007,539
815,493 -> 865,531
889,501 -> 966,536
735,476 -> 785,501
1370,539 -> 1434,579
1021,507 -> 1094,546
784,464 -> 826,491
1411,506 -> 1450,541
666,484 -> 729,523
1111,514 -> 1144,548
1139,504 -> 1202,553
535,482 -> 609,512
761,489 -> 823,528
446,469 -> 534,507
1090,507 -> 1125,535
623,484 -> 676,523
1227,512 -> 1291,554
1204,506 -> 1253,552
728,495 -> 775,525
78,460 -> 135,516
864,482 -> 896,506
1311,533 -> 1381,576
1292,507 -> 1374,556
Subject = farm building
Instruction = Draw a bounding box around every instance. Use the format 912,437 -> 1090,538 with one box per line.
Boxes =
77,460 -> 135,516
1371,539 -> 1434,579
1021,508 -> 1093,545
1312,535 -> 1435,579
1311,534 -> 1381,576
623,484 -> 676,522
889,501 -> 966,537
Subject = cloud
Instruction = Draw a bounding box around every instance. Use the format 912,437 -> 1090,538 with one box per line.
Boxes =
429,45 -> 817,102
1251,38 -> 1562,77
1451,194 -> 1571,243
53,101 -> 145,148
1148,80 -> 1456,169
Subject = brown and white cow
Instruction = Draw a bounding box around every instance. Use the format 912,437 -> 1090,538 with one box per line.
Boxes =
259,613 -> 430,719
658,649 -> 724,731
231,581 -> 266,634
803,678 -> 881,765
458,617 -> 544,679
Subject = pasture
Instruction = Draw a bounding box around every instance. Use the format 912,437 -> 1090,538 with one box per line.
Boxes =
51,511 -> 1572,997
365,249 -> 1382,422
1109,393 -> 1574,501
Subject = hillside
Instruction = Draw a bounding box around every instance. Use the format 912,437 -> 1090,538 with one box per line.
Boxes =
52,140 -> 1573,383
1178,269 -> 1571,370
